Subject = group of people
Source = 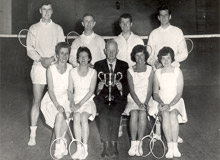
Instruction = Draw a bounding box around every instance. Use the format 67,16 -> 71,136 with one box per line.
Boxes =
26,1 -> 188,159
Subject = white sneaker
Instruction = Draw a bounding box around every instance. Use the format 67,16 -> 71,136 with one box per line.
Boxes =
136,141 -> 143,156
177,136 -> 183,143
173,142 -> 181,157
128,141 -> 137,156
71,145 -> 83,159
165,142 -> 173,159
54,143 -> 64,159
28,136 -> 36,146
78,144 -> 87,160
60,138 -> 68,156
165,149 -> 174,159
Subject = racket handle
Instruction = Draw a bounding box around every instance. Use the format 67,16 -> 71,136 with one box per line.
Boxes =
63,111 -> 68,120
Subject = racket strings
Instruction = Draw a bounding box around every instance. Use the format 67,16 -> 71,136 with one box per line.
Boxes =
141,115 -> 165,159
66,31 -> 80,44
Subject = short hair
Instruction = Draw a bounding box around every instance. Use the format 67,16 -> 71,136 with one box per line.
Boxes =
158,5 -> 171,16
130,45 -> 149,63
120,13 -> 132,23
55,42 -> 71,55
76,47 -> 92,63
157,47 -> 175,63
82,13 -> 95,21
105,39 -> 118,50
40,1 -> 52,8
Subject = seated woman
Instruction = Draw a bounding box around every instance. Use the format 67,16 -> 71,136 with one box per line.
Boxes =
40,42 -> 72,159
153,47 -> 187,159
68,47 -> 97,160
124,45 -> 154,156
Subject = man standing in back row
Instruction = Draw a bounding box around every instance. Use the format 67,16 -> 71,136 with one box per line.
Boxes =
114,13 -> 144,67
69,14 -> 106,67
147,6 -> 188,69
27,1 -> 65,146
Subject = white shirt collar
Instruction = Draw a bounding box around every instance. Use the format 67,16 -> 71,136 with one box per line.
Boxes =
40,19 -> 53,26
107,59 -> 117,71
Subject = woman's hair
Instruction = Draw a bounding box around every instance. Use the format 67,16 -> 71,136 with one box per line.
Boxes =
157,46 -> 175,63
55,42 -> 71,55
76,46 -> 92,63
130,45 -> 149,63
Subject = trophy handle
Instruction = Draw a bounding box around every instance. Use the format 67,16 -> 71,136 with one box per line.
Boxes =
116,72 -> 123,82
98,72 -> 104,82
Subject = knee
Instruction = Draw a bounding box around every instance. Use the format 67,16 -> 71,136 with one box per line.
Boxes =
80,113 -> 89,124
138,111 -> 147,121
55,111 -> 64,122
170,111 -> 178,122
130,110 -> 138,119
73,112 -> 81,122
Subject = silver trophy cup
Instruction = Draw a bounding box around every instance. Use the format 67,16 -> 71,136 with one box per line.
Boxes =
98,72 -> 123,105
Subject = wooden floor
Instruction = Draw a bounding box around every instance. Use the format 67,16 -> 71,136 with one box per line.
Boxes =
0,76 -> 220,160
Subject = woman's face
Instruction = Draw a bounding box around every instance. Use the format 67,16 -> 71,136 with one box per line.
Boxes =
78,51 -> 90,65
135,52 -> 145,65
161,53 -> 172,67
57,48 -> 69,63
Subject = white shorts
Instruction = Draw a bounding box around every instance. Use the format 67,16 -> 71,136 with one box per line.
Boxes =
30,65 -> 47,84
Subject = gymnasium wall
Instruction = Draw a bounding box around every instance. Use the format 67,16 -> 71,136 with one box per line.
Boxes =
1,0 -> 219,87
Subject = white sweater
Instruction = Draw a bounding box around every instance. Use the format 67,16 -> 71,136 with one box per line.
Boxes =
147,25 -> 188,67
114,32 -> 144,67
69,32 -> 106,67
27,19 -> 65,65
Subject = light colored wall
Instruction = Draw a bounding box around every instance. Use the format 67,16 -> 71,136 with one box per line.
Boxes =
0,0 -> 12,34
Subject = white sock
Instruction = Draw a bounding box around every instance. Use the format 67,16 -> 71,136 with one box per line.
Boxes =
128,140 -> 137,156
173,142 -> 181,157
165,142 -> 173,159
30,126 -> 37,137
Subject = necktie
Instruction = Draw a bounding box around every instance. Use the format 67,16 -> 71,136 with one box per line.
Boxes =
109,64 -> 113,73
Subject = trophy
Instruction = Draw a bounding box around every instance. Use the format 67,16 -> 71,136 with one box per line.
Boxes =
98,71 -> 123,105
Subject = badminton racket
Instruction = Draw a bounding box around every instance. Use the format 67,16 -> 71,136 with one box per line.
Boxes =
178,38 -> 194,54
145,44 -> 153,56
140,115 -> 165,159
18,29 -> 37,51
66,31 -> 80,44
50,111 -> 85,159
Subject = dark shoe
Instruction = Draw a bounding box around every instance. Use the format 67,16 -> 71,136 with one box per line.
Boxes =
101,141 -> 111,158
111,141 -> 119,157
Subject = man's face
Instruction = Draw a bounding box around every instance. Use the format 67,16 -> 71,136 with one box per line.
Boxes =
158,10 -> 171,26
40,4 -> 53,21
105,42 -> 118,61
120,18 -> 132,33
82,16 -> 96,31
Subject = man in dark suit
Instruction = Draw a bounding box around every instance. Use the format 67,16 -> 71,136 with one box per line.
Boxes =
94,40 -> 129,158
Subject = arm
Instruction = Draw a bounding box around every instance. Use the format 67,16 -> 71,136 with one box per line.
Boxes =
146,33 -> 156,66
144,68 -> 154,106
175,31 -> 188,62
168,69 -> 184,107
100,38 -> 106,60
75,70 -> 97,107
57,26 -> 65,42
69,40 -> 79,67
67,70 -> 75,107
153,71 -> 164,105
26,26 -> 41,62
127,70 -> 143,108
47,67 -> 64,112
